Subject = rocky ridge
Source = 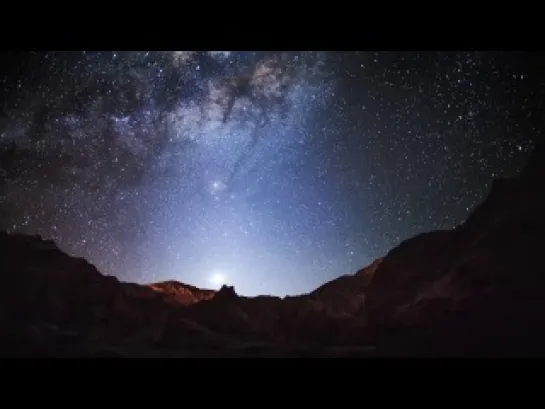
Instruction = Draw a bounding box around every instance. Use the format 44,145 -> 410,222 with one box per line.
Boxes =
1,142 -> 544,357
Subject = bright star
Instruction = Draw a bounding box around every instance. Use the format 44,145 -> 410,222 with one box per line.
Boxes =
209,271 -> 226,288
210,180 -> 226,193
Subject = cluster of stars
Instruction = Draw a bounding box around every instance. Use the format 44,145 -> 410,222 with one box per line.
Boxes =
0,51 -> 540,295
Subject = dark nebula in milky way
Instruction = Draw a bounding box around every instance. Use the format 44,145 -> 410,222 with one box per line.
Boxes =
0,51 -> 542,296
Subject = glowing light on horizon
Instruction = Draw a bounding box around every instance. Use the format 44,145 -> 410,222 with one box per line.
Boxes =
209,271 -> 226,288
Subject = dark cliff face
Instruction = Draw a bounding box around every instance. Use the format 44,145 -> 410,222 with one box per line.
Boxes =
363,141 -> 545,356
1,142 -> 544,357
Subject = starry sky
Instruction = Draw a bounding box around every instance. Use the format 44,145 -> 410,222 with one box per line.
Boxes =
0,51 -> 542,296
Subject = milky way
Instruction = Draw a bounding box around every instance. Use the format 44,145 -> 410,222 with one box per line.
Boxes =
0,51 -> 541,295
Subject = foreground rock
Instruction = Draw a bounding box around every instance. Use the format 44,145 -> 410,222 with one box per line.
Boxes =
365,142 -> 545,356
1,143 -> 544,357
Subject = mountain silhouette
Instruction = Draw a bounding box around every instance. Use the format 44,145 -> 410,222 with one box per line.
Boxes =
1,142 -> 544,357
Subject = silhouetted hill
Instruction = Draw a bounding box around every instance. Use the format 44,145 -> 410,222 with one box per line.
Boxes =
1,142 -> 544,357
365,140 -> 545,356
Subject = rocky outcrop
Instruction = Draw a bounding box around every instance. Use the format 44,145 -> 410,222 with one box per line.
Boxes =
0,232 -> 225,356
147,281 -> 216,306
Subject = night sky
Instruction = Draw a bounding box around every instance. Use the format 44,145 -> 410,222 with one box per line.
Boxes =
0,51 -> 542,296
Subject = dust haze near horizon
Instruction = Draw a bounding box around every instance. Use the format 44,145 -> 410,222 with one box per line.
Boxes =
0,51 -> 541,296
